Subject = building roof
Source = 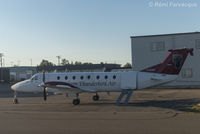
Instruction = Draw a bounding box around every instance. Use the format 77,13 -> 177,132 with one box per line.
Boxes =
131,32 -> 200,38
37,63 -> 121,72
6,66 -> 37,72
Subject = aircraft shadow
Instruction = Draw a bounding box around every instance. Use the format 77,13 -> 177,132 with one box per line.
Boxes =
82,98 -> 200,112
0,91 -> 45,98
128,98 -> 200,112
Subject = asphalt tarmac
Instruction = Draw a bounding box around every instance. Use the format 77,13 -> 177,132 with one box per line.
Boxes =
1,83 -> 200,134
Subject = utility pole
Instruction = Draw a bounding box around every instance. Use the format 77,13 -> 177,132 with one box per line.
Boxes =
3,58 -> 5,67
17,60 -> 20,66
56,56 -> 61,66
30,59 -> 32,66
10,62 -> 13,67
0,53 -> 4,83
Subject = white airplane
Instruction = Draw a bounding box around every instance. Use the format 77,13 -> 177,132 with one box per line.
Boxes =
11,48 -> 193,105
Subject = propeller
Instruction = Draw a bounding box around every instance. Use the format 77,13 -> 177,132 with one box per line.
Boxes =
43,71 -> 47,101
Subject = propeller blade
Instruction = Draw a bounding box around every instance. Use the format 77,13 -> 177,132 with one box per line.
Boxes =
43,71 -> 47,101
44,87 -> 47,101
43,71 -> 45,83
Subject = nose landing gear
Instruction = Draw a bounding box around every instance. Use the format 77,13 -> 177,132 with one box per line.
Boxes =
13,91 -> 19,104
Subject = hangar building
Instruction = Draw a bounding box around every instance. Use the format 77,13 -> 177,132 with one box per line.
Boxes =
131,32 -> 200,88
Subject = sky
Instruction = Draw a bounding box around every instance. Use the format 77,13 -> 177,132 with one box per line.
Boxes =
0,0 -> 200,67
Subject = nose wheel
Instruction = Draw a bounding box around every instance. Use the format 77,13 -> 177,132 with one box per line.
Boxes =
13,98 -> 18,104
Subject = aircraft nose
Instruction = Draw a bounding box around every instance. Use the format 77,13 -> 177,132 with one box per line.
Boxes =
11,83 -> 18,91
11,84 -> 16,91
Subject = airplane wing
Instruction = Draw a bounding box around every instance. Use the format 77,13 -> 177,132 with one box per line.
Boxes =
39,81 -> 96,93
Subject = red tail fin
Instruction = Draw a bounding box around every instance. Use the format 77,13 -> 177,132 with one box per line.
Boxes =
141,48 -> 193,75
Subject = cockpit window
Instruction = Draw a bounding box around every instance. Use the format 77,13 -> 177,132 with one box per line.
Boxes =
31,75 -> 39,81
35,76 -> 38,80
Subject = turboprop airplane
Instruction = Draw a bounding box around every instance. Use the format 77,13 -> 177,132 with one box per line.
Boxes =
11,48 -> 193,105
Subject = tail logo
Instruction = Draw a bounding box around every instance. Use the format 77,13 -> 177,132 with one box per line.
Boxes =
172,54 -> 183,69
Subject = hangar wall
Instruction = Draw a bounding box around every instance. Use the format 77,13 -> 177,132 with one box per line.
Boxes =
131,32 -> 200,88
0,68 -> 10,83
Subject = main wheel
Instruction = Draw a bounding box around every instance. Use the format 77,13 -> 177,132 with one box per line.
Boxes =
73,99 -> 80,105
93,95 -> 99,101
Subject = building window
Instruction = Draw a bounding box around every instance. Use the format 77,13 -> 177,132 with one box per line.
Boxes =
57,76 -> 60,80
150,41 -> 165,51
181,68 -> 193,78
96,75 -> 100,79
72,76 -> 76,80
80,76 -> 84,80
195,39 -> 200,49
65,76 -> 68,80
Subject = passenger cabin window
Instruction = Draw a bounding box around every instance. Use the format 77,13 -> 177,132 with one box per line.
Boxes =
80,76 -> 84,80
73,76 -> 76,80
57,76 -> 60,80
65,76 -> 68,80
105,75 -> 108,79
113,75 -> 116,79
96,75 -> 100,79
87,75 -> 91,79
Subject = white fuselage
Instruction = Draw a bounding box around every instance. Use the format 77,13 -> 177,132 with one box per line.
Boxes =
11,71 -> 177,94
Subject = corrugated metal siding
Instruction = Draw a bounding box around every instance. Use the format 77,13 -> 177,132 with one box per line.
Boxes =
131,32 -> 200,88
0,68 -> 10,83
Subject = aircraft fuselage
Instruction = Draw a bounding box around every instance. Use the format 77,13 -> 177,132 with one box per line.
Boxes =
11,71 -> 177,94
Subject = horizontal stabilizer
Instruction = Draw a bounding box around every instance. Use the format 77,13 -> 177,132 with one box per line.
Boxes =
150,77 -> 162,81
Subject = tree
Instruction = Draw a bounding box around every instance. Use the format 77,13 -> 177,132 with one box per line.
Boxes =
123,62 -> 132,68
61,59 -> 69,66
39,60 -> 55,67
74,61 -> 82,65
83,62 -> 92,65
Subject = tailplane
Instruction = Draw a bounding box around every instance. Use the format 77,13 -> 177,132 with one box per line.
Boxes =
141,48 -> 193,75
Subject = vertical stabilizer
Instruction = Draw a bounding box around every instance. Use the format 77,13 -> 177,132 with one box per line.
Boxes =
141,48 -> 193,75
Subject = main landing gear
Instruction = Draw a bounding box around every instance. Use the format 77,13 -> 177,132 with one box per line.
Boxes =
73,93 -> 80,105
13,91 -> 19,104
93,93 -> 99,101
72,93 -> 100,105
